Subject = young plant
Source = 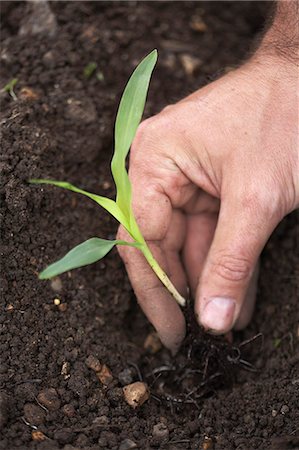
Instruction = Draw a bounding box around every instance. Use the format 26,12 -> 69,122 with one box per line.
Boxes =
2,78 -> 18,101
30,50 -> 185,307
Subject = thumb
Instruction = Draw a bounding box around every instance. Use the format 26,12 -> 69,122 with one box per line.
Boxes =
196,197 -> 278,334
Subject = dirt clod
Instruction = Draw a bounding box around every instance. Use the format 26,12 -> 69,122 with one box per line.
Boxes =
23,403 -> 46,425
118,438 -> 138,450
85,355 -> 102,373
152,422 -> 169,441
37,388 -> 61,411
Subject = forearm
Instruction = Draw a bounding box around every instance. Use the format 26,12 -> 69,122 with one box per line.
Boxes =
259,0 -> 299,63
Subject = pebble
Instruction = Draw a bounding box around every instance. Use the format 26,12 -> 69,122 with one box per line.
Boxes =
85,355 -> 102,372
152,422 -> 169,441
23,403 -> 46,425
19,0 -> 57,37
63,404 -> 76,418
97,364 -> 113,385
37,388 -> 61,411
118,439 -> 137,450
144,332 -> 162,354
123,382 -> 150,409
61,361 -> 71,379
280,404 -> 289,415
179,54 -> 202,76
50,277 -> 63,292
118,368 -> 135,386
92,415 -> 109,426
32,431 -> 47,441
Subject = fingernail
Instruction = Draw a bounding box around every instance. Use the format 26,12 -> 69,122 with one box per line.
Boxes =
201,297 -> 236,333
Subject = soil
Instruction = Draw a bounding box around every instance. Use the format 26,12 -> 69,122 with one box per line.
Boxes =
1,2 -> 298,450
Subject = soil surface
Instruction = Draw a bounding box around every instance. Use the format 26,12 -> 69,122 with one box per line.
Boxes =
1,2 -> 298,449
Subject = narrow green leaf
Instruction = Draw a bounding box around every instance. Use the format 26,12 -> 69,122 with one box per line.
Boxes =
39,237 -> 140,279
29,179 -> 130,231
111,49 -> 158,219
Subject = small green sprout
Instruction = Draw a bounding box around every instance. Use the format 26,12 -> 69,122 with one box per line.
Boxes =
2,78 -> 18,101
273,338 -> 281,349
30,50 -> 185,307
83,62 -> 97,78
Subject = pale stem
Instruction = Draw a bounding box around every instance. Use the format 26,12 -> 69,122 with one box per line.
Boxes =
140,243 -> 186,307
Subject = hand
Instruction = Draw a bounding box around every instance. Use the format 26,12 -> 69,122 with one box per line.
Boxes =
117,55 -> 298,353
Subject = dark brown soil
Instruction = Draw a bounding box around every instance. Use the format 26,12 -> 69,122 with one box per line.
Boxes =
1,2 -> 298,449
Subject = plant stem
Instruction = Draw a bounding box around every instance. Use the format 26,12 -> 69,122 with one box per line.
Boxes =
140,243 -> 186,307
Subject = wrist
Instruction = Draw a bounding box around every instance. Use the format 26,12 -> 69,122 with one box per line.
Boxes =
255,0 -> 299,65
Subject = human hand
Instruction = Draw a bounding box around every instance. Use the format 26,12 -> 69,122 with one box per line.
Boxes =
117,52 -> 298,353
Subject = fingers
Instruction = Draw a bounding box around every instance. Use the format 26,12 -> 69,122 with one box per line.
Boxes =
117,229 -> 186,354
234,263 -> 259,330
196,197 -> 278,334
182,212 -> 218,295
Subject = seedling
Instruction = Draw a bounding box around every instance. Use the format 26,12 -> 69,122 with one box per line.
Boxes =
30,50 -> 185,307
2,78 -> 18,101
83,62 -> 97,79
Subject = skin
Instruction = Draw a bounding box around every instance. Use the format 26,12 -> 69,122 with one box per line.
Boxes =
118,1 -> 299,353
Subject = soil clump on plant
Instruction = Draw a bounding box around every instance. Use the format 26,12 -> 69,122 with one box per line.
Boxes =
1,2 -> 298,449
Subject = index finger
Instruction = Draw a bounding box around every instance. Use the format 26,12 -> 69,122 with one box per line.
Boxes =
118,160 -> 186,352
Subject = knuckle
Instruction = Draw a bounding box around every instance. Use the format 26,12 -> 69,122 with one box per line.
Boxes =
211,254 -> 251,283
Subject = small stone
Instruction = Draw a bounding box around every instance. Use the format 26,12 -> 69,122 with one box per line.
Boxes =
5,304 -> 14,312
118,439 -> 137,450
85,355 -> 102,372
63,404 -> 76,418
180,54 -> 202,76
123,382 -> 150,409
102,181 -> 111,190
54,298 -> 60,306
244,414 -> 252,424
93,415 -> 109,426
61,362 -> 71,379
118,368 -> 135,386
32,431 -> 47,441
24,403 -> 46,425
37,388 -> 61,411
50,277 -> 63,292
272,409 -> 278,417
190,16 -> 208,32
144,332 -> 162,354
203,436 -> 213,450
19,87 -> 39,101
58,303 -> 68,312
97,364 -> 113,385
280,404 -> 289,415
152,422 -> 169,441
19,0 -> 57,37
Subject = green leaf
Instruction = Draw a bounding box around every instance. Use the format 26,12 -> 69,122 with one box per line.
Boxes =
111,49 -> 158,219
29,179 -> 130,231
83,62 -> 97,79
39,237 -> 140,279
